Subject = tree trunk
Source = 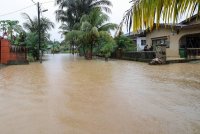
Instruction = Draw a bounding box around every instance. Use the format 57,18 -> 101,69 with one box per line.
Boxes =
105,57 -> 108,61
72,44 -> 75,55
83,46 -> 87,59
87,44 -> 93,60
70,44 -> 72,54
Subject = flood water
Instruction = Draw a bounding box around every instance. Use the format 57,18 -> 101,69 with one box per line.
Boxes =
0,54 -> 200,134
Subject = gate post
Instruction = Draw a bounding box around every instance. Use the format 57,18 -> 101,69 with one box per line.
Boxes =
155,45 -> 166,64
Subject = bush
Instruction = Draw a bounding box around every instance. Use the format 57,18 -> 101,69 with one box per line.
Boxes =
115,35 -> 136,52
27,55 -> 35,62
97,32 -> 116,59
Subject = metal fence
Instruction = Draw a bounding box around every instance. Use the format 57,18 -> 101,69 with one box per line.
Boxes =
187,48 -> 200,57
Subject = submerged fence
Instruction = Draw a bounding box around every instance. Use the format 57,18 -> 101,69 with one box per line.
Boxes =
122,51 -> 156,62
111,51 -> 156,62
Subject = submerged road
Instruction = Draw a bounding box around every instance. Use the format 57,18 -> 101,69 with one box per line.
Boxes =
0,54 -> 200,134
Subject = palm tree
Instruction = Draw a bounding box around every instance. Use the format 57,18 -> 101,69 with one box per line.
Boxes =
22,13 -> 54,59
119,0 -> 200,33
66,9 -> 117,59
22,13 -> 54,34
22,13 -> 54,44
55,0 -> 113,31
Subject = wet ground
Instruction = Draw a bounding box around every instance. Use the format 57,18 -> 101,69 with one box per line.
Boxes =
0,54 -> 200,134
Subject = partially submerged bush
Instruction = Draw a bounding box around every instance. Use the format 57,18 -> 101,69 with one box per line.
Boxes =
98,32 -> 116,60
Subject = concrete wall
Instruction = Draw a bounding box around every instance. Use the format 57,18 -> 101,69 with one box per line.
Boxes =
146,27 -> 200,58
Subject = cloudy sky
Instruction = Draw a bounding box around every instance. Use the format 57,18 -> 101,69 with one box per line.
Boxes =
0,0 -> 132,41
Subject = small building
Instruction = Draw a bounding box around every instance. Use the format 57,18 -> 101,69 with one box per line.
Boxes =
125,32 -> 146,51
146,15 -> 200,59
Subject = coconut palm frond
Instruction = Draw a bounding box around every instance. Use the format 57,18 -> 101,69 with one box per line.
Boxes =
99,23 -> 118,32
117,0 -> 199,34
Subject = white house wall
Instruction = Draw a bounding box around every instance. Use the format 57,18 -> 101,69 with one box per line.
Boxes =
136,37 -> 146,51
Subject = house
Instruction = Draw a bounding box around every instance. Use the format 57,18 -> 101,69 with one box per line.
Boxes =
145,15 -> 200,59
125,32 -> 146,51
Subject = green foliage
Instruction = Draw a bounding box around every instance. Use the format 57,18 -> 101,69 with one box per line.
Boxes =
22,13 -> 54,46
65,9 -> 117,59
115,35 -> 136,52
22,13 -> 54,33
22,13 -> 54,60
25,32 -> 38,59
59,40 -> 71,52
46,40 -> 62,54
13,32 -> 26,46
27,54 -> 35,62
98,32 -> 116,58
0,20 -> 8,34
0,20 -> 24,44
118,0 -> 200,33
55,0 -> 113,32
58,1 -> 118,60
51,45 -> 61,53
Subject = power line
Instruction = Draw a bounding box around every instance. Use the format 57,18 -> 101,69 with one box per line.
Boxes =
31,0 -> 36,4
0,1 -> 54,18
41,1 -> 54,5
31,0 -> 54,5
0,4 -> 35,17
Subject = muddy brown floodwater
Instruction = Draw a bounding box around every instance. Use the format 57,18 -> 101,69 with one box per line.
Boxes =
0,54 -> 200,134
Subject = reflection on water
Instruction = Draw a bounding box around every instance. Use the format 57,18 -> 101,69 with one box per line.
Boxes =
0,54 -> 200,134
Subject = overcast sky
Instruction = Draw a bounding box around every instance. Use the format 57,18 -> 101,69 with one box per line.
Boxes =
0,0 -> 131,42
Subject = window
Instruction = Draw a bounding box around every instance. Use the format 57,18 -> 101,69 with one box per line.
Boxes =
152,37 -> 170,48
141,40 -> 146,46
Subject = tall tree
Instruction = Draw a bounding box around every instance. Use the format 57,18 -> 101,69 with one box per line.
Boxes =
55,0 -> 113,31
66,9 -> 117,59
22,13 -> 54,34
22,13 -> 54,59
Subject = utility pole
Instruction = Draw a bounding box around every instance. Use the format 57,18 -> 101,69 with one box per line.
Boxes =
37,2 -> 42,63
32,0 -> 47,63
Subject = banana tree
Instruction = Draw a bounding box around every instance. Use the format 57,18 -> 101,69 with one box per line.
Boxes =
0,20 -> 24,43
0,20 -> 9,37
7,20 -> 24,44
